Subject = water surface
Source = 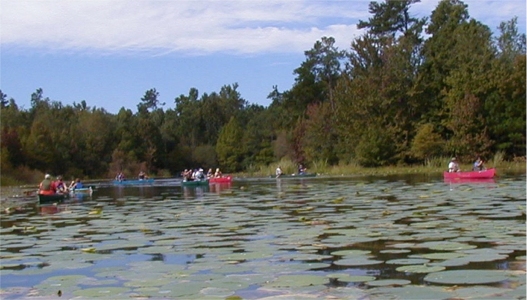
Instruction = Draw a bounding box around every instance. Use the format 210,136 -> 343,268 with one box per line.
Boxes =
1,175 -> 525,299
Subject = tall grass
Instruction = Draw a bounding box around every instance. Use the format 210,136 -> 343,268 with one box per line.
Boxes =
236,154 -> 525,178
491,151 -> 505,167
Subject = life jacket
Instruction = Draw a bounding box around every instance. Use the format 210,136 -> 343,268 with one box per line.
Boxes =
39,179 -> 55,195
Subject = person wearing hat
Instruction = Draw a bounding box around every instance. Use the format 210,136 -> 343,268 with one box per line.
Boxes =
195,168 -> 205,181
275,166 -> 283,178
448,157 -> 460,172
39,174 -> 57,195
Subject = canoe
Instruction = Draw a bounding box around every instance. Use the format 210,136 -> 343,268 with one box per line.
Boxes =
209,176 -> 232,183
113,179 -> 154,185
71,187 -> 93,196
38,193 -> 68,204
443,168 -> 496,179
181,179 -> 209,186
273,173 -> 318,179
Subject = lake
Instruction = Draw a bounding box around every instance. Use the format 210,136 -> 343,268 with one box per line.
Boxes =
1,174 -> 525,299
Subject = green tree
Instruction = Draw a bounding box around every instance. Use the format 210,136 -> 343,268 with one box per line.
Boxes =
299,102 -> 338,165
442,19 -> 495,158
485,17 -> 526,158
216,116 -> 245,172
418,0 -> 470,128
410,123 -> 444,162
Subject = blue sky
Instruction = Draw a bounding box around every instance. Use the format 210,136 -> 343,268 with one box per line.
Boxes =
1,0 -> 525,114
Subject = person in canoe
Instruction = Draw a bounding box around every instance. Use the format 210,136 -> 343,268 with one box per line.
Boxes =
276,166 -> 283,178
473,156 -> 486,171
116,171 -> 125,181
182,169 -> 193,181
39,174 -> 57,195
214,168 -> 223,178
194,168 -> 205,180
448,157 -> 460,172
138,170 -> 147,180
69,178 -> 84,190
55,176 -> 68,193
207,168 -> 214,178
298,164 -> 307,175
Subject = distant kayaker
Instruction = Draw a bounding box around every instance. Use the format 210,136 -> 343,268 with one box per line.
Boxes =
448,157 -> 460,172
276,166 -> 283,178
298,164 -> 307,175
473,156 -> 485,171
138,170 -> 147,180
39,174 -> 57,195
70,178 -> 84,190
116,172 -> 125,181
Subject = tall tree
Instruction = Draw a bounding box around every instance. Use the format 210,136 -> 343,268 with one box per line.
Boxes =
216,116 -> 245,172
485,17 -> 526,158
418,0 -> 470,127
358,0 -> 425,38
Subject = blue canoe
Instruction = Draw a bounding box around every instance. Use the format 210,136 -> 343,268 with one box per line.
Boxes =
71,186 -> 94,196
113,179 -> 154,185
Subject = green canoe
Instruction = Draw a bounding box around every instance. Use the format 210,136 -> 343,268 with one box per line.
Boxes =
181,179 -> 209,186
38,193 -> 68,204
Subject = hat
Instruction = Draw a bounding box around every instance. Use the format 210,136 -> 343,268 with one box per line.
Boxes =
199,168 -> 203,172
451,157 -> 456,161
45,174 -> 51,179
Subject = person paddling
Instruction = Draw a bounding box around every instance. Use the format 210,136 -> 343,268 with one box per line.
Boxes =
448,157 -> 460,172
276,166 -> 283,178
473,156 -> 486,171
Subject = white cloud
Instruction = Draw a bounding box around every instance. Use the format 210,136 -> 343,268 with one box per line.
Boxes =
1,0 -> 366,55
2,0 -> 524,56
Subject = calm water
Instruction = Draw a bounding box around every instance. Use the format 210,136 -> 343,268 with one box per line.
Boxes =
1,174 -> 525,299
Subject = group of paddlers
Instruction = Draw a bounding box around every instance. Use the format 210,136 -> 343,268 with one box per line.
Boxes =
38,174 -> 84,195
182,168 -> 223,181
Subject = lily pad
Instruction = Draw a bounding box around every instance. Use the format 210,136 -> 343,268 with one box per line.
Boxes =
396,264 -> 445,273
333,257 -> 383,266
366,279 -> 411,287
265,274 -> 328,288
424,270 -> 509,284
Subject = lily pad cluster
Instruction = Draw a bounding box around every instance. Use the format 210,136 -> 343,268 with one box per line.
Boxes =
0,176 -> 525,299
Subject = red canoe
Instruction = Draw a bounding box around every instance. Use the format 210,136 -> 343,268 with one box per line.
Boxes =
443,168 -> 496,179
209,176 -> 232,184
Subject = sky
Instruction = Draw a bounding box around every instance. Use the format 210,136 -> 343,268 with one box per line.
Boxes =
1,0 -> 525,114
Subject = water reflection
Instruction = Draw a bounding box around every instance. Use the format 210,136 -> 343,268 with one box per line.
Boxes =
39,204 -> 64,215
209,182 -> 231,194
183,185 -> 209,198
444,178 -> 496,184
444,178 -> 497,191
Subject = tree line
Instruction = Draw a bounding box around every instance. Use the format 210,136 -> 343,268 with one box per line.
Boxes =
1,0 -> 525,182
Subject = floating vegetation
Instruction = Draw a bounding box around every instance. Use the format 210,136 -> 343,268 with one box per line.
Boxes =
0,175 -> 525,299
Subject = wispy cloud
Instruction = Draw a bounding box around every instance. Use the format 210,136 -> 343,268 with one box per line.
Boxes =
1,0 -> 366,55
2,0 -> 524,56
